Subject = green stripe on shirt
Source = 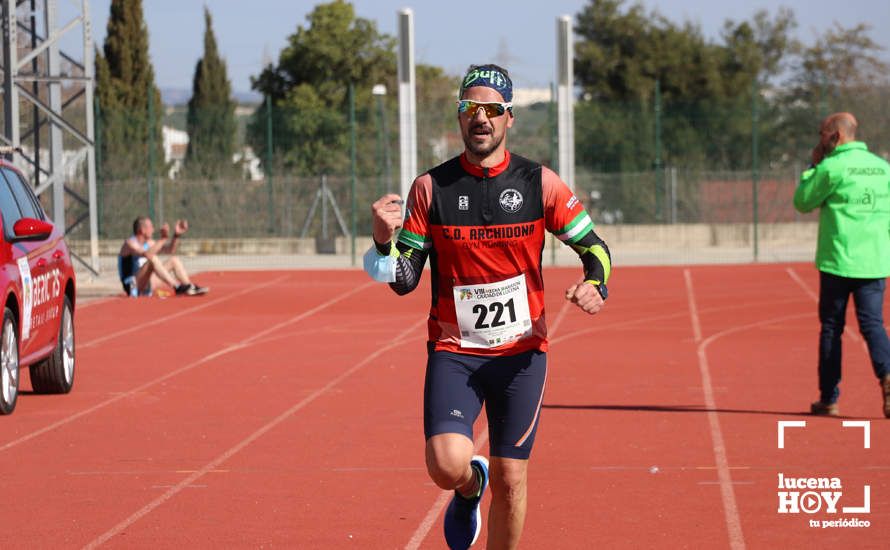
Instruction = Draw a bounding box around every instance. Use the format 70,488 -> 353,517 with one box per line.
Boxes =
556,212 -> 595,243
397,229 -> 430,250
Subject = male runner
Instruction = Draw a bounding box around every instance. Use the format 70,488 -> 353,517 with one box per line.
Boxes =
365,64 -> 611,549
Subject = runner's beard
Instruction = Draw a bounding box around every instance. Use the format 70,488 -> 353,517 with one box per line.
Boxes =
463,126 -> 504,158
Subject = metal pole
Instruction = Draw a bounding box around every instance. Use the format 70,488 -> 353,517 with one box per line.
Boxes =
556,15 -> 574,189
94,95 -> 102,236
654,79 -> 663,222
752,79 -> 760,261
375,92 -> 384,198
3,0 -> 22,164
321,175 -> 328,240
82,0 -> 99,271
31,0 -> 39,191
397,9 -> 417,200
349,82 -> 357,266
46,0 -> 64,227
549,82 -> 558,266
670,166 -> 678,224
147,79 -> 155,220
382,95 -> 392,194
265,94 -> 275,234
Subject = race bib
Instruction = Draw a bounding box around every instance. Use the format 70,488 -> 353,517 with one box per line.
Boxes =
453,274 -> 532,349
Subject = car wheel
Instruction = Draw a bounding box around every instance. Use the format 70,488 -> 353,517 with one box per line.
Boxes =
0,307 -> 19,415
30,296 -> 74,394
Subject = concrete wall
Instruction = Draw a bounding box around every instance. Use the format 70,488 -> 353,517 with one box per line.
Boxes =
69,222 -> 818,257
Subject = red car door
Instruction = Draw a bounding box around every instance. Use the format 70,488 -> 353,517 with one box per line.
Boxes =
0,166 -> 54,359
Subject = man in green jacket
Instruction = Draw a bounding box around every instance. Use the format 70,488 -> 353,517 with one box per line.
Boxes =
793,112 -> 890,417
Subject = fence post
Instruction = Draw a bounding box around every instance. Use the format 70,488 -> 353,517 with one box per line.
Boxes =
349,82 -> 357,266
670,166 -> 678,224
95,95 -> 103,237
147,80 -> 155,221
374,86 -> 384,198
549,82 -> 558,266
265,94 -> 275,234
751,79 -> 760,262
654,79 -> 663,223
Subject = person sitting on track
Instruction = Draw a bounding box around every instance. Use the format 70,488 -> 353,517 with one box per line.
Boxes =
118,216 -> 208,297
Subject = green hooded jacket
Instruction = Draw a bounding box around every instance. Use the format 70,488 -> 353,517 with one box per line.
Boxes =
793,141 -> 890,278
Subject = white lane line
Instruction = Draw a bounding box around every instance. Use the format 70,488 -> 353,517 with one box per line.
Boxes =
683,269 -> 702,343
79,275 -> 291,349
785,267 -> 818,303
83,315 -> 427,550
548,297 -> 574,337
404,429 -> 490,550
76,296 -> 116,310
549,295 -> 805,346
1,281 -> 375,454
786,266 -> 864,345
684,268 -> 745,550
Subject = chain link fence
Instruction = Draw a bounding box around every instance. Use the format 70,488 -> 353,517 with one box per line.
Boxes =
60,82 -> 890,268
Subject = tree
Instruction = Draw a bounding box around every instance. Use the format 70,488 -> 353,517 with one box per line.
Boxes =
185,7 -> 236,178
247,0 -> 396,175
95,0 -> 163,180
573,1 -> 801,170
777,23 -> 890,161
415,64 -> 460,168
573,0 -> 800,221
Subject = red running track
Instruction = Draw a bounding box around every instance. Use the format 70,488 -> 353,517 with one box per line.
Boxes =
1,265 -> 888,549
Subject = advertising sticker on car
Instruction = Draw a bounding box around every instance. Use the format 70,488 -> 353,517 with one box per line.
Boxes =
17,256 -> 32,340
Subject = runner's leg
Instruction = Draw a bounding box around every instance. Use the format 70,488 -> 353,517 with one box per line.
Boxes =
480,350 -> 547,549
138,256 -> 178,291
487,457 -> 528,550
164,256 -> 192,286
424,349 -> 484,492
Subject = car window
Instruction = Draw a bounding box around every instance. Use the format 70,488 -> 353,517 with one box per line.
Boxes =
0,168 -> 42,220
0,172 -> 23,235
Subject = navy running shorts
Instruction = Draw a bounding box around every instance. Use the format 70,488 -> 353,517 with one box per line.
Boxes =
423,346 -> 547,460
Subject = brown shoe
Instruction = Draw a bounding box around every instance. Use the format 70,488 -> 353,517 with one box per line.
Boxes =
810,400 -> 839,416
881,375 -> 890,419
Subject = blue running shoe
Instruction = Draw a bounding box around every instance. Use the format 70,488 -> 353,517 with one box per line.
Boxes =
444,455 -> 489,549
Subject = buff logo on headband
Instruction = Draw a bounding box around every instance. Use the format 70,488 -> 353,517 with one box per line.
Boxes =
460,67 -> 513,102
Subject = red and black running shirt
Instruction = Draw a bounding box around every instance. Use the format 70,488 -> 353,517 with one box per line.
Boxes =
394,150 -> 600,356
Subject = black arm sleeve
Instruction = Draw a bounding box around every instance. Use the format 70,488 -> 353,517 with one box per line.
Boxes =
569,229 -> 612,285
375,239 -> 429,296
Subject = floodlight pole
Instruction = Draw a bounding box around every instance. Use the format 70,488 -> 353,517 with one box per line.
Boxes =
556,15 -> 575,190
1,0 -> 99,273
397,9 -> 417,201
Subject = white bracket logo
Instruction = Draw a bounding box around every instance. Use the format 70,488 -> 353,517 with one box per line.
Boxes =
776,420 -> 871,516
777,420 -> 870,449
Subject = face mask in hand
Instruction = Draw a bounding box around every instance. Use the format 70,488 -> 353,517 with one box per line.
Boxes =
363,246 -> 397,283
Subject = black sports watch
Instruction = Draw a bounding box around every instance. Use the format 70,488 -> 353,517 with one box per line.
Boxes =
595,283 -> 608,300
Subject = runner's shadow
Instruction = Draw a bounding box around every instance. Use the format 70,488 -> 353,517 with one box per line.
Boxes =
543,403 -> 817,418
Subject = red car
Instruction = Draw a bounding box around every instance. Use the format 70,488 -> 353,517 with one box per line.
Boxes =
0,160 -> 76,415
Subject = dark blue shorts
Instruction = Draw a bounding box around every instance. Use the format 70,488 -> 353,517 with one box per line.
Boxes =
423,346 -> 547,460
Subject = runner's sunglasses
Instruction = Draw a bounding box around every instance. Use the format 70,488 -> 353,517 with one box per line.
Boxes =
456,100 -> 513,118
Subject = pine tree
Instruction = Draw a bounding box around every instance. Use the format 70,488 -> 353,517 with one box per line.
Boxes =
95,0 -> 163,180
185,7 -> 236,178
